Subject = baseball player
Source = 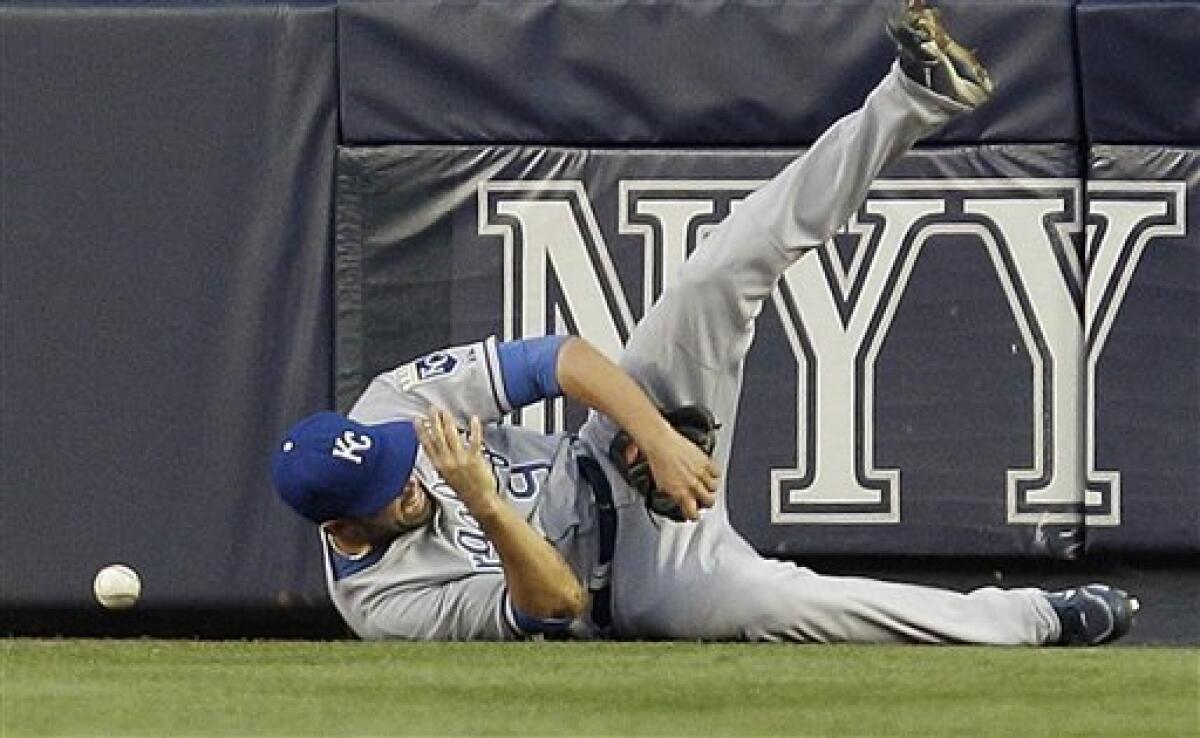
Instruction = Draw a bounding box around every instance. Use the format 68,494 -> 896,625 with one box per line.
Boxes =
272,1 -> 1137,646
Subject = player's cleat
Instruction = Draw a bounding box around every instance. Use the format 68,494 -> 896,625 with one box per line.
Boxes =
887,0 -> 995,108
1045,584 -> 1139,646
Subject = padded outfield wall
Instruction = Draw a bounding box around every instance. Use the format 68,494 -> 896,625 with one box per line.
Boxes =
2,1 -> 1197,639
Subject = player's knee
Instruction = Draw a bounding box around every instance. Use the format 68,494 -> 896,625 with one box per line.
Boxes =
666,269 -> 743,327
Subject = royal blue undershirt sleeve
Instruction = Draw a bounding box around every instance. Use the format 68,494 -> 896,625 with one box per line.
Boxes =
504,591 -> 573,637
496,336 -> 568,408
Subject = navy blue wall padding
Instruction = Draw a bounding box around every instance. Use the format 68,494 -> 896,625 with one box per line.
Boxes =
4,0 -> 1200,611
1077,1 -> 1200,144
1084,146 -> 1200,553
1,5 -> 338,606
1075,0 -> 1200,553
334,142 -> 1087,557
337,0 -> 1080,146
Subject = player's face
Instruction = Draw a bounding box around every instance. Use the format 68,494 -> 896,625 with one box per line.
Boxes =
366,475 -> 434,537
327,477 -> 434,548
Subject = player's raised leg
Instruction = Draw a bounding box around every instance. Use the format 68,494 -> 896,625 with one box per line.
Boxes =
583,2 -> 994,467
735,0 -> 993,269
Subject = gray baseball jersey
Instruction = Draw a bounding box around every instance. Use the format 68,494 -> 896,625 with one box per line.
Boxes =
325,64 -> 1063,646
330,336 -> 599,640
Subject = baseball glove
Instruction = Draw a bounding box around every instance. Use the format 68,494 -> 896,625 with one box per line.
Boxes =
608,404 -> 720,522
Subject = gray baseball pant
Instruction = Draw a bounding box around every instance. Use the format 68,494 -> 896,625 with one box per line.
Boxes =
579,63 -> 1061,645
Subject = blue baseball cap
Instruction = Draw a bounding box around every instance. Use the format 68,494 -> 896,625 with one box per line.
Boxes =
270,411 -> 419,524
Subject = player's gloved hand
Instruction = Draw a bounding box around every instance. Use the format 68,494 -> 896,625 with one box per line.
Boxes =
416,407 -> 498,511
610,405 -> 721,522
635,424 -> 720,522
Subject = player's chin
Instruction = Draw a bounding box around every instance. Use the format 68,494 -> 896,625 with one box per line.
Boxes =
397,485 -> 433,528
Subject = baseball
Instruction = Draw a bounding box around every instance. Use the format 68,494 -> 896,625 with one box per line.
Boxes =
93,564 -> 141,609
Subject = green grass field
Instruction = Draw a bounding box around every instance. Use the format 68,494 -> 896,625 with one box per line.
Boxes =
2,640 -> 1197,737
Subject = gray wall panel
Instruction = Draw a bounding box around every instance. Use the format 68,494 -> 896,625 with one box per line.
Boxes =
1,5 -> 338,606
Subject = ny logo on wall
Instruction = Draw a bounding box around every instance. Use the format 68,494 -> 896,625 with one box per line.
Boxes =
478,178 -> 1186,527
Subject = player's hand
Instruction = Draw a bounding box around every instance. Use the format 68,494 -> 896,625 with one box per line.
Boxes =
639,428 -> 720,521
416,407 -> 498,510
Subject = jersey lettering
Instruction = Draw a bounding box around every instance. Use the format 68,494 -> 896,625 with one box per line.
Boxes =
507,462 -> 551,500
422,446 -> 547,569
454,506 -> 501,570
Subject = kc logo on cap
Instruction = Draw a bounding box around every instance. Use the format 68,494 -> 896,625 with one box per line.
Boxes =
332,430 -> 373,465
270,411 -> 419,524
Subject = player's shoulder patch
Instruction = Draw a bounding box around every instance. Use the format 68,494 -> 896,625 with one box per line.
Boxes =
415,350 -> 459,380
397,347 -> 476,392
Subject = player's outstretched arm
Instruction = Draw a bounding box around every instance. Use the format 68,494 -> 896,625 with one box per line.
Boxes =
556,337 -> 720,521
417,407 -> 586,621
